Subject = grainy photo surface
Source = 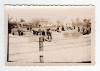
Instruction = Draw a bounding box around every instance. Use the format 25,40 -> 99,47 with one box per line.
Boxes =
5,5 -> 95,66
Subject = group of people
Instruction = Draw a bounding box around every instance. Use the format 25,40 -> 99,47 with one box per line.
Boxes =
55,24 -> 91,35
32,28 -> 52,42
10,22 -> 91,42
56,26 -> 65,32
11,27 -> 53,42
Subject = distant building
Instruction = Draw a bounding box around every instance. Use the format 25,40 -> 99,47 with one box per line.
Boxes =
39,18 -> 52,27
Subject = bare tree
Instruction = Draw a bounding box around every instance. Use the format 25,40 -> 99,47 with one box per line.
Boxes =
82,18 -> 91,35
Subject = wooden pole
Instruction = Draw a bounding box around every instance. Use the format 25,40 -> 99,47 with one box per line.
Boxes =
7,14 -> 9,62
39,37 -> 43,51
40,55 -> 43,63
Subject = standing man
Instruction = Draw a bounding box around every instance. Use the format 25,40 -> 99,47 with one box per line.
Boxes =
46,29 -> 52,42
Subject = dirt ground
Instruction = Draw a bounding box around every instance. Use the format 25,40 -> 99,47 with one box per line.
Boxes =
8,30 -> 91,63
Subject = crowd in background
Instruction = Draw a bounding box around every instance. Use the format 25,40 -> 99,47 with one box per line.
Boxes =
8,18 -> 91,41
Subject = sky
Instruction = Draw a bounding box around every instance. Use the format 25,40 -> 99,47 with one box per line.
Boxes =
5,6 -> 95,23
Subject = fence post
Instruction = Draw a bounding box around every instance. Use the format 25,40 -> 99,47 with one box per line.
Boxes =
39,36 -> 43,51
40,55 -> 44,63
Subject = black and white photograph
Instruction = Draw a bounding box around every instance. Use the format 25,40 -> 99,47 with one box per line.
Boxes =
5,5 -> 95,66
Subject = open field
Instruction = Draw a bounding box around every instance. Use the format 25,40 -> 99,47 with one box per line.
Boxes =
8,30 -> 91,63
